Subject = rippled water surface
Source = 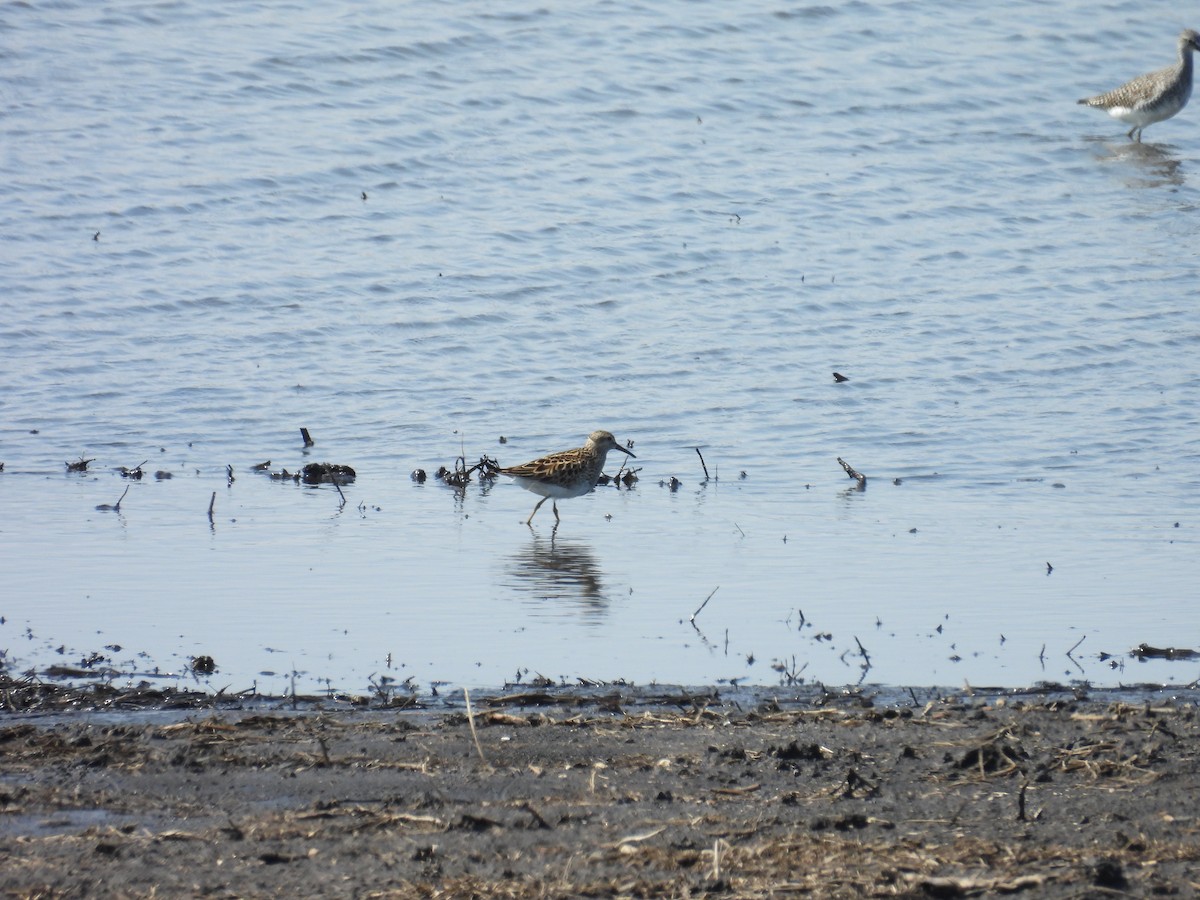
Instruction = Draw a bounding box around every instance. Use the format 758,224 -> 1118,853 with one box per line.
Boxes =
3,0 -> 1199,695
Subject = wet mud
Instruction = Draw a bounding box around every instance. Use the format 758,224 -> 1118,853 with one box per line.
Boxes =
3,682 -> 1200,897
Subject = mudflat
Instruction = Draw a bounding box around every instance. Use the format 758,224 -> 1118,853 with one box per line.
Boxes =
2,682 -> 1199,897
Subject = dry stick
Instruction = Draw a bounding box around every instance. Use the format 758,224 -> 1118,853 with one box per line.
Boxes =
690,586 -> 720,624
463,688 -> 491,767
695,447 -> 711,481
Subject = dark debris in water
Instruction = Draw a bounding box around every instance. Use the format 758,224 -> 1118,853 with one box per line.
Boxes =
596,468 -> 638,488
437,455 -> 500,489
65,456 -> 95,472
301,463 -> 355,484
1130,643 -> 1199,662
117,460 -> 148,479
260,462 -> 357,484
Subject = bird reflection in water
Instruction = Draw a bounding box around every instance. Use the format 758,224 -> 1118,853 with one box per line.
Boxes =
1087,137 -> 1184,189
505,534 -> 610,621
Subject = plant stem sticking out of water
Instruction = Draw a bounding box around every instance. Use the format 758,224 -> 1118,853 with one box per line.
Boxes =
691,586 -> 720,624
96,485 -> 129,512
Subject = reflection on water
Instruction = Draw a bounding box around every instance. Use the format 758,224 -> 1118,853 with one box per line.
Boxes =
1087,138 -> 1185,188
504,533 -> 609,621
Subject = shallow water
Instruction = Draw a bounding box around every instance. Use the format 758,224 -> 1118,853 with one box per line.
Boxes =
2,0 -> 1199,695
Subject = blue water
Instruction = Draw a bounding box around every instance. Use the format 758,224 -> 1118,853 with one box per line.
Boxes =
2,0 -> 1199,696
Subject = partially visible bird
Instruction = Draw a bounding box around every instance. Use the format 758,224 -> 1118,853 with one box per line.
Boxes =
1078,29 -> 1200,141
500,430 -> 635,526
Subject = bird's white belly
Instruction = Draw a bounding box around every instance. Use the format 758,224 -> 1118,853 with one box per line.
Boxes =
507,475 -> 594,499
1108,103 -> 1171,126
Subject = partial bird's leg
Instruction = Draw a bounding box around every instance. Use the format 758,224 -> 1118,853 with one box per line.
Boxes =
526,496 -> 549,526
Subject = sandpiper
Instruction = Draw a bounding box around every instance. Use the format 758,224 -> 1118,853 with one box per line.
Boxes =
1078,29 -> 1200,141
500,430 -> 635,526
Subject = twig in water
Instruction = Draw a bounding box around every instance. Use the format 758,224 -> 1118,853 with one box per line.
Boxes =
463,688 -> 491,768
854,635 -> 872,666
300,427 -> 314,447
837,457 -> 867,486
691,586 -> 720,624
96,485 -> 130,512
1066,635 -> 1086,659
207,491 -> 216,520
1065,635 -> 1086,673
330,474 -> 347,505
695,447 -> 710,482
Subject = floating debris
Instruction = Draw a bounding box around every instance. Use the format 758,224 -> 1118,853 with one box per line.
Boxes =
95,486 -> 130,512
837,457 -> 866,486
437,455 -> 499,490
1131,643 -> 1199,661
66,457 -> 95,472
301,463 -> 356,484
118,460 -> 148,479
597,468 -> 639,488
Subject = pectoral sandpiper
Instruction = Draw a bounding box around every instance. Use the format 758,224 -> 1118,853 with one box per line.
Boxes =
500,430 -> 635,526
1078,29 -> 1200,141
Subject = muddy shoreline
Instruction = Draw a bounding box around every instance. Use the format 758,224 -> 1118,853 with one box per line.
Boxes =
3,679 -> 1200,897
